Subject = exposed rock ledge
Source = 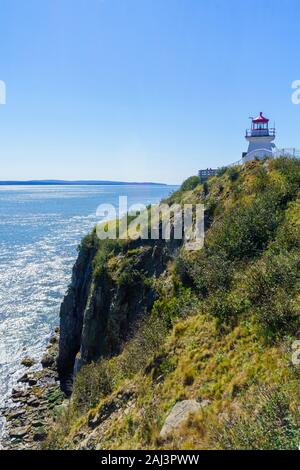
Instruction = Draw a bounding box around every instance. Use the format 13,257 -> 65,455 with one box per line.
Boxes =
0,330 -> 65,450
57,236 -> 181,396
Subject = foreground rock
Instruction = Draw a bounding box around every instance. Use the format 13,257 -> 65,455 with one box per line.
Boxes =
21,356 -> 36,368
159,399 -> 209,439
1,332 -> 65,450
41,353 -> 55,368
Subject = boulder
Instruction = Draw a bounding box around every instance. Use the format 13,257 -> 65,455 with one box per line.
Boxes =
160,399 -> 209,439
7,409 -> 26,421
27,397 -> 40,407
18,373 -> 29,383
21,356 -> 36,368
49,335 -> 58,345
41,353 -> 55,368
11,388 -> 29,399
33,428 -> 47,441
28,378 -> 38,386
9,426 -> 29,439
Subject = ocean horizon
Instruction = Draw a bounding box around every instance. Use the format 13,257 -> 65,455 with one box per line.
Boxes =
0,180 -> 170,186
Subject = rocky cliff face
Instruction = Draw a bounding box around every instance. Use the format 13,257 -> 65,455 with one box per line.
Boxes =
57,239 -> 97,393
57,235 -> 181,394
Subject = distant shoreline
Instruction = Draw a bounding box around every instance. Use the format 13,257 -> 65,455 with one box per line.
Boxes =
0,180 -> 169,186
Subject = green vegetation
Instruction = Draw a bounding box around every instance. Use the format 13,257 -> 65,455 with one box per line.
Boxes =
217,386 -> 300,450
180,175 -> 200,192
45,157 -> 300,450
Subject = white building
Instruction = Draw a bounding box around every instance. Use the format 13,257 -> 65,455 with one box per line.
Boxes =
243,112 -> 276,163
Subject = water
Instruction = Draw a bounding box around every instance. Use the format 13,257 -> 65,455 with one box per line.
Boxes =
0,184 -> 177,412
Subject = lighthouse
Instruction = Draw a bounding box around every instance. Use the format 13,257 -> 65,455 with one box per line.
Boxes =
243,112 -> 276,163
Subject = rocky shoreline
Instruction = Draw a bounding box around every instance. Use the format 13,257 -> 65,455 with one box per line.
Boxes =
0,328 -> 67,450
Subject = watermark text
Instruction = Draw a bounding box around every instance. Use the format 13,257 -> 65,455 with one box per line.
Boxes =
95,197 -> 205,251
291,80 -> 300,105
0,80 -> 6,105
292,340 -> 300,365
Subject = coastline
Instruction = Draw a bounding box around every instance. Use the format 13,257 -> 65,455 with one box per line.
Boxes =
0,329 -> 65,450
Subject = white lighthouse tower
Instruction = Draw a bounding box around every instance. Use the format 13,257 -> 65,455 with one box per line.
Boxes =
243,112 -> 276,163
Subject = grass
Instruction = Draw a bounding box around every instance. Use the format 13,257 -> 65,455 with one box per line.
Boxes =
44,157 -> 300,450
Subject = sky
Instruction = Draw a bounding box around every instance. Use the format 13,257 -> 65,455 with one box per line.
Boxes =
0,0 -> 300,184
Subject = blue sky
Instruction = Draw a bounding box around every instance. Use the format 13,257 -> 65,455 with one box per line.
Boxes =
0,0 -> 300,184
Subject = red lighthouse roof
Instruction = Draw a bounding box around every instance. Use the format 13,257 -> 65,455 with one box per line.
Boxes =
252,112 -> 269,123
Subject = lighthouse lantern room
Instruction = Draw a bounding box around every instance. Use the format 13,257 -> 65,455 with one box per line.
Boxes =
243,112 -> 276,163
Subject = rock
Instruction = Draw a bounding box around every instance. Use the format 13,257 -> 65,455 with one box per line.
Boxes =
72,432 -> 86,445
33,428 -> 47,441
7,409 -> 26,421
60,375 -> 73,397
27,397 -> 40,407
57,240 -> 180,383
2,326 -> 60,450
18,373 -> 29,383
53,400 -> 69,416
49,335 -> 58,345
28,378 -> 37,386
159,399 -> 208,439
21,356 -> 36,368
41,353 -> 55,368
9,426 -> 29,439
31,420 -> 44,428
88,401 -> 118,429
156,374 -> 165,383
11,388 -> 28,399
88,389 -> 135,429
35,405 -> 48,412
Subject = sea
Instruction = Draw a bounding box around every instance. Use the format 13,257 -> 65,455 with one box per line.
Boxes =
0,184 -> 177,418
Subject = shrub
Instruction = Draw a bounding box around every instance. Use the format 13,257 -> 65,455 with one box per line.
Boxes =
115,286 -> 198,379
203,181 -> 209,196
72,360 -> 114,412
118,314 -> 169,378
117,266 -> 143,288
210,190 -> 283,260
216,166 -> 227,177
176,251 -> 233,298
180,175 -> 200,192
251,166 -> 269,193
151,286 -> 199,327
218,387 -> 300,450
77,231 -> 98,252
136,398 -> 161,445
206,290 -> 248,327
93,239 -> 122,279
275,197 -> 300,250
247,250 -> 300,341
272,157 -> 300,200
227,166 -> 240,182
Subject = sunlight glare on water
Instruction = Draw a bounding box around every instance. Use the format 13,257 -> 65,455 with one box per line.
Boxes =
0,184 -> 177,411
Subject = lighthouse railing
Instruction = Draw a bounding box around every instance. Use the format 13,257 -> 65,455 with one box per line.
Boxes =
245,128 -> 276,138
274,148 -> 300,159
226,148 -> 300,170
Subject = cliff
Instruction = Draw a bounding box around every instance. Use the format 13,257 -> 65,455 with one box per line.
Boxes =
46,157 -> 300,450
57,235 -> 181,395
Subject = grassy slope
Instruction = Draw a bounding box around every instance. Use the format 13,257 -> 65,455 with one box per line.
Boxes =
46,158 -> 300,450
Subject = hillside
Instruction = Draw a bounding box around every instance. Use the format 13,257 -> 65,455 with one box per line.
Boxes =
45,157 -> 300,450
